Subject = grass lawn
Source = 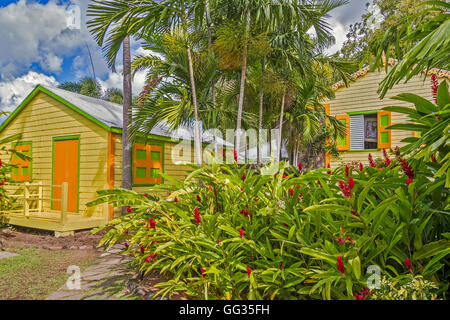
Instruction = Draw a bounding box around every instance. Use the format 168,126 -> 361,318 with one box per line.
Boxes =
0,248 -> 98,300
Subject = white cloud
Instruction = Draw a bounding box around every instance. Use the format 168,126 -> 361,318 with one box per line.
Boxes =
325,19 -> 349,55
0,71 -> 59,113
42,53 -> 63,74
0,0 -> 109,80
99,66 -> 147,97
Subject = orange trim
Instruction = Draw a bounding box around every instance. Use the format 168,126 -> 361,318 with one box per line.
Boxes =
324,104 -> 331,168
53,139 -> 79,213
11,144 -> 31,182
107,132 -> 115,220
336,114 -> 350,151
377,111 -> 391,149
133,143 -> 163,185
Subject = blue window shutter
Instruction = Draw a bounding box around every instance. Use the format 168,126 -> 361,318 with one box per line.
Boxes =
350,115 -> 364,150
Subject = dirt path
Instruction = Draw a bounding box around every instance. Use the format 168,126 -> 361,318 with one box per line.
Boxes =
45,244 -> 139,300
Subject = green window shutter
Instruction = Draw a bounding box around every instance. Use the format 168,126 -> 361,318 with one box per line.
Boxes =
151,151 -> 160,161
136,167 -> 147,178
136,149 -> 147,160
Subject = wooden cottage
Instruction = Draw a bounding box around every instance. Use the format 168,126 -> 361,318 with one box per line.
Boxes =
325,60 -> 450,168
0,85 -> 223,235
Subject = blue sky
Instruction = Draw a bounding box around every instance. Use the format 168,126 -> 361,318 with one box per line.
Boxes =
0,0 -> 371,114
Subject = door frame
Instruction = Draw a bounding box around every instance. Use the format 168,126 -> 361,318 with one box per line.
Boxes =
51,135 -> 81,212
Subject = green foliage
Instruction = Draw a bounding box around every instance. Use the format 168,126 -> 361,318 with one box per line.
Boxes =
0,133 -> 30,212
90,148 -> 449,299
384,80 -> 450,186
371,275 -> 440,300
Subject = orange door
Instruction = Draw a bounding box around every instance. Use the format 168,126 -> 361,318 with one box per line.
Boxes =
52,139 -> 79,212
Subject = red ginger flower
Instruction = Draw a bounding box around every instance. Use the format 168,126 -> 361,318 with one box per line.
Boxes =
406,177 -> 413,187
345,164 -> 350,177
383,149 -> 391,166
354,292 -> 365,300
174,196 -> 178,202
194,207 -> 201,225
336,256 -> 345,275
124,242 -> 129,249
200,267 -> 206,278
140,246 -> 145,254
240,209 -> 249,217
431,154 -> 437,162
431,74 -> 439,104
361,288 -> 370,296
239,228 -> 244,238
368,153 -> 376,168
145,253 -> 157,263
196,195 -> 201,202
126,206 -> 131,214
289,187 -> 294,197
298,162 -> 303,172
247,266 -> 252,275
359,162 -> 364,172
242,172 -> 246,181
404,258 -> 412,272
338,177 -> 354,198
399,158 -> 414,179
233,149 -> 238,163
146,217 -> 156,230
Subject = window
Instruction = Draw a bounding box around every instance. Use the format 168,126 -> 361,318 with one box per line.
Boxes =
133,142 -> 163,185
336,111 -> 391,151
11,142 -> 32,182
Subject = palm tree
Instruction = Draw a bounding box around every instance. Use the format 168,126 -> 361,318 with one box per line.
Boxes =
87,1 -> 134,199
122,35 -> 133,191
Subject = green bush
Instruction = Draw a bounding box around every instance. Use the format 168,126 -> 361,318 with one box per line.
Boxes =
89,150 -> 449,300
371,275 -> 440,300
89,82 -> 449,300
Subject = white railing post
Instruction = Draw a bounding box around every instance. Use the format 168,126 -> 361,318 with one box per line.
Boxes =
61,182 -> 68,225
38,181 -> 43,213
24,182 -> 30,217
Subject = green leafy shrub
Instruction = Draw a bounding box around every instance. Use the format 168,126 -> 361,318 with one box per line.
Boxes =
371,275 -> 440,300
89,149 -> 449,300
89,81 -> 449,300
0,133 -> 30,213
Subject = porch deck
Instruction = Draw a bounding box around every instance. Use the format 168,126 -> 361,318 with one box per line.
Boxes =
1,182 -> 108,236
1,211 -> 107,235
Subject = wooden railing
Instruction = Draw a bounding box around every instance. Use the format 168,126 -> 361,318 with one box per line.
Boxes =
2,181 -> 69,223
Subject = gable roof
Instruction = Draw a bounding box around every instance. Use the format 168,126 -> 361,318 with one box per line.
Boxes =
332,58 -> 450,92
0,85 -> 233,146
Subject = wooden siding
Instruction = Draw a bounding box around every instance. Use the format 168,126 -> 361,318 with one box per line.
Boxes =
0,92 -> 109,219
326,69 -> 444,167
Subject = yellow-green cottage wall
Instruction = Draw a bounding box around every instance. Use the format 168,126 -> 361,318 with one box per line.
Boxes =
0,92 -> 109,219
326,69 -> 443,168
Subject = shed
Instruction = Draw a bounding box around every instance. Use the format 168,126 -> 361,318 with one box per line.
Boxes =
324,59 -> 450,168
0,85 -> 228,235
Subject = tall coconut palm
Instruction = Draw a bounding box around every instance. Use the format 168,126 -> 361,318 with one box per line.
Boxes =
87,1 -> 134,196
88,0 -> 205,166
122,35 -> 133,192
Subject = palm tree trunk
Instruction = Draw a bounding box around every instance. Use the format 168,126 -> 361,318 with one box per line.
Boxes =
205,0 -> 215,107
235,1 -> 250,157
121,35 -> 132,214
277,90 -> 286,162
186,46 -> 202,165
257,60 -> 264,166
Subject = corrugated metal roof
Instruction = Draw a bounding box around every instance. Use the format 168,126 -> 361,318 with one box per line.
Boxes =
40,85 -> 233,146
